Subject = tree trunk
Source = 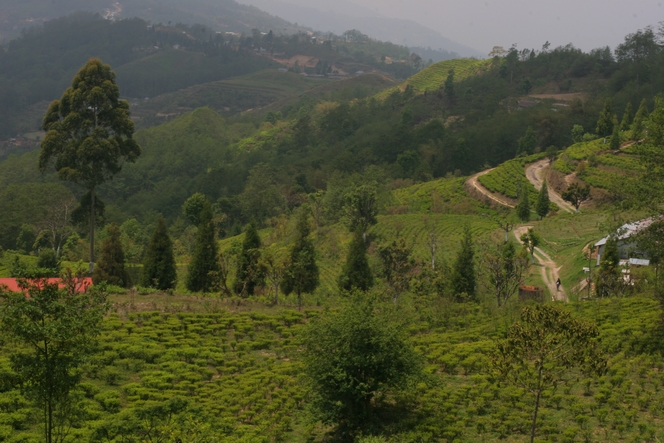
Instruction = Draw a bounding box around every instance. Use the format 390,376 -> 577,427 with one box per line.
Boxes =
89,188 -> 95,274
530,365 -> 544,443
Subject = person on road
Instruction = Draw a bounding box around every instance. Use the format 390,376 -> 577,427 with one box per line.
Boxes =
556,278 -> 561,291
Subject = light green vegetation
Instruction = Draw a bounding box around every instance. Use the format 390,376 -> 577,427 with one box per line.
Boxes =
477,153 -> 548,202
391,177 -> 484,214
376,58 -> 491,99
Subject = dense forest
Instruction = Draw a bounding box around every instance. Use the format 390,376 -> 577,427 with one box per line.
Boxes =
2,6 -> 664,442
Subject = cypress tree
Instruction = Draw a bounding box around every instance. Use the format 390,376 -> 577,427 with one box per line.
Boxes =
632,99 -> 649,141
186,204 -> 219,292
235,223 -> 263,296
338,230 -> 373,292
596,98 -> 614,137
93,223 -> 129,287
536,182 -> 550,220
610,115 -> 621,150
620,102 -> 633,131
516,181 -> 531,222
281,212 -> 319,308
451,224 -> 476,301
595,236 -> 620,297
141,218 -> 177,290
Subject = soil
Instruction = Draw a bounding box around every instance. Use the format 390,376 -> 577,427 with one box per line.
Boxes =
466,169 -> 515,208
525,159 -> 575,213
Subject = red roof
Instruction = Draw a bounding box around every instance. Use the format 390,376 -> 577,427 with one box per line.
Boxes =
0,278 -> 93,293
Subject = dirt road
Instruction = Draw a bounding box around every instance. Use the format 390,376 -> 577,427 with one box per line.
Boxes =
525,159 -> 575,213
514,226 -> 568,302
466,169 -> 515,208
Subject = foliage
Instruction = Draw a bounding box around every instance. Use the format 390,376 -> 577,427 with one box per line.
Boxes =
302,294 -> 421,435
281,212 -> 319,308
186,205 -> 219,293
235,223 -> 263,297
93,224 -> 129,288
520,228 -> 541,263
342,184 -> 378,238
0,272 -> 108,443
596,98 -> 614,137
378,238 -> 415,303
477,153 -> 546,202
535,182 -> 550,219
481,240 -> 529,307
632,99 -> 650,141
493,304 -> 607,443
182,193 -> 209,226
595,236 -> 623,298
338,230 -> 373,292
451,224 -> 476,301
561,183 -> 591,212
516,180 -> 531,222
517,126 -> 537,155
620,102 -> 634,131
141,218 -> 177,290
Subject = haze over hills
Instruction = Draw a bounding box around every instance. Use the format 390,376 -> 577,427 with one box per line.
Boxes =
236,0 -> 484,59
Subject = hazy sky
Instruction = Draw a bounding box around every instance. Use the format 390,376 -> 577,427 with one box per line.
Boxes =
246,0 -> 663,54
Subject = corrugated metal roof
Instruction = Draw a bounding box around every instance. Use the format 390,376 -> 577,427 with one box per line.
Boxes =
595,217 -> 657,247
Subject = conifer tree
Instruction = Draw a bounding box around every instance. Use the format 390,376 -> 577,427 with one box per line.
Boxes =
535,182 -> 550,220
632,99 -> 649,141
141,218 -> 177,290
451,225 -> 476,300
516,181 -> 531,222
93,223 -> 129,287
235,223 -> 263,296
281,212 -> 319,308
186,204 -> 219,292
595,98 -> 614,137
338,230 -> 373,292
610,115 -> 621,150
595,236 -> 621,297
620,102 -> 633,131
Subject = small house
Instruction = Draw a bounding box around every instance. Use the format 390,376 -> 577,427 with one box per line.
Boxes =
595,218 -> 656,265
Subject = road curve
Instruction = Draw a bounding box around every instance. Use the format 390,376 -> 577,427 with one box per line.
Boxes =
514,226 -> 568,302
466,169 -> 515,208
525,159 -> 575,213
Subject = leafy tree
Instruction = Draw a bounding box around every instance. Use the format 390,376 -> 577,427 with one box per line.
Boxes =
39,58 -> 141,274
632,98 -> 649,140
338,230 -> 373,292
186,204 -> 219,292
182,192 -> 209,226
516,181 -> 531,222
520,228 -> 541,263
561,183 -> 591,212
302,293 -> 421,435
37,249 -> 60,277
141,218 -> 177,290
239,163 -> 285,224
609,115 -> 621,150
595,98 -> 614,137
0,272 -> 108,443
482,240 -> 529,307
521,78 -> 532,95
93,224 -> 129,287
636,220 -> 664,294
444,68 -> 455,99
620,102 -> 634,131
281,212 -> 319,308
451,224 -> 476,301
493,304 -> 606,443
235,223 -> 263,296
16,224 -> 36,254
535,182 -> 550,220
342,185 -> 378,241
378,237 -> 415,303
260,248 -> 287,305
571,124 -> 584,143
517,126 -> 537,155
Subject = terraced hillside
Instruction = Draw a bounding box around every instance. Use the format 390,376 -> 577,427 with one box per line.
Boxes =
477,153 -> 547,203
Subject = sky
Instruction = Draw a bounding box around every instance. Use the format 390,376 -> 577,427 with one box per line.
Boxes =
243,0 -> 663,55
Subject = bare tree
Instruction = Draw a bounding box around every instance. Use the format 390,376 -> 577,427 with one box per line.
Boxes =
38,196 -> 77,258
481,240 -> 530,306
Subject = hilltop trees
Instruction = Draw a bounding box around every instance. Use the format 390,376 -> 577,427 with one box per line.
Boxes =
596,99 -> 614,137
281,212 -> 319,308
39,58 -> 141,274
186,204 -> 219,293
141,218 -> 177,290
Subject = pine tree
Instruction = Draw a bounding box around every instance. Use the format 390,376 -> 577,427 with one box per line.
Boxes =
141,218 -> 177,290
620,102 -> 633,131
610,115 -> 621,150
596,98 -> 614,137
186,205 -> 219,292
338,230 -> 373,292
632,99 -> 649,141
595,236 -> 621,297
516,181 -> 531,222
451,225 -> 476,301
93,223 -> 129,287
281,212 -> 319,308
535,182 -> 550,220
235,223 -> 263,296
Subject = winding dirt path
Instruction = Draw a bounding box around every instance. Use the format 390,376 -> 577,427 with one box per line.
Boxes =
525,160 -> 575,213
514,226 -> 568,302
466,169 -> 515,208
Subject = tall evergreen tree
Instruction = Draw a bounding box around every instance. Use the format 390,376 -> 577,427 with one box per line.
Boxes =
632,99 -> 649,141
93,223 -> 129,287
281,212 -> 319,308
186,205 -> 219,292
535,182 -> 550,220
620,102 -> 634,131
516,181 -> 531,222
141,218 -> 177,290
596,98 -> 614,137
595,236 -> 621,297
451,225 -> 476,301
235,223 -> 263,296
610,115 -> 621,150
338,230 -> 373,292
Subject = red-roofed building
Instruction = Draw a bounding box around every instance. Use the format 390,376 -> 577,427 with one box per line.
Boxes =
0,278 -> 92,293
